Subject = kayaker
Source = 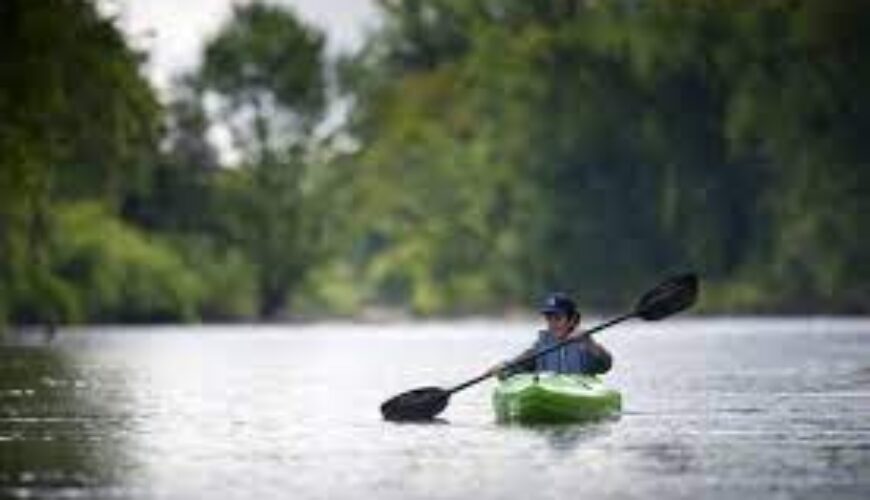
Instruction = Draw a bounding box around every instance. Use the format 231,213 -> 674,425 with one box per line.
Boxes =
492,293 -> 612,378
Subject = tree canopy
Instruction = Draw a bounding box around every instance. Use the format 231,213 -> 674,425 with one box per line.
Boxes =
2,0 -> 869,329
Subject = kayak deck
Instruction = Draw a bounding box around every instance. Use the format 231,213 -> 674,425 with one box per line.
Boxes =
492,372 -> 621,424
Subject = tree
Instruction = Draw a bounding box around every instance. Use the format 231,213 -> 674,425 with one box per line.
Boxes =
200,2 -> 326,162
0,0 -> 160,326
339,0 -> 870,313
197,2 -> 328,318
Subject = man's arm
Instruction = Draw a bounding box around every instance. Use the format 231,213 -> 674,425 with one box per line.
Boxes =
582,338 -> 613,375
488,346 -> 538,379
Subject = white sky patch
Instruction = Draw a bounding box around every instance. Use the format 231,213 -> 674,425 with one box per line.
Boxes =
99,0 -> 379,95
97,0 -> 380,165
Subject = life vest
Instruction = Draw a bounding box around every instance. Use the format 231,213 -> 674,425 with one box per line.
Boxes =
533,330 -> 608,375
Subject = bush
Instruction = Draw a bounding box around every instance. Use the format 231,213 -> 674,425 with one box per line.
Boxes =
166,235 -> 257,321
52,203 -> 204,322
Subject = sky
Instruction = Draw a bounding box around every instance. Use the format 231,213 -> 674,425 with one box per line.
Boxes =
99,0 -> 380,95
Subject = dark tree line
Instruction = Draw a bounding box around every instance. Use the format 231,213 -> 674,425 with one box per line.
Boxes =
2,0 -> 868,330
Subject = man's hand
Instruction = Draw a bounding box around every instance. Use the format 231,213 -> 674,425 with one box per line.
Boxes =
487,362 -> 510,380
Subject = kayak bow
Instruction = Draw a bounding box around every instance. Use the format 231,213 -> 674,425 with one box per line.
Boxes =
492,372 -> 621,424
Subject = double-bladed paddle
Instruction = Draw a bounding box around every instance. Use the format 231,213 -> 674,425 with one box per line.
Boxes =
380,273 -> 699,422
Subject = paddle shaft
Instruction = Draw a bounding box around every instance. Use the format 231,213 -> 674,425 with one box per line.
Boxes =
381,273 -> 697,421
446,311 -> 635,395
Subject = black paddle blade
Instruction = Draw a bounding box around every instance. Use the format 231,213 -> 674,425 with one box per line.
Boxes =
635,273 -> 699,321
380,387 -> 450,422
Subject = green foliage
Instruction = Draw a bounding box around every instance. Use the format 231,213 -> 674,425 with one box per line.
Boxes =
195,3 -> 331,318
0,0 -> 166,327
210,155 -> 326,317
200,2 -> 326,159
0,0 -> 160,209
202,2 -> 325,114
166,235 -> 257,321
52,203 -> 202,322
338,0 -> 870,313
5,259 -> 80,326
3,0 -> 870,327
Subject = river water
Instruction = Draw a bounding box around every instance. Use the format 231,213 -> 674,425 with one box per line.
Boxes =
1,318 -> 868,499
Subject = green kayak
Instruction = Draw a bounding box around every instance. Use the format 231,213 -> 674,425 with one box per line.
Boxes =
492,372 -> 622,424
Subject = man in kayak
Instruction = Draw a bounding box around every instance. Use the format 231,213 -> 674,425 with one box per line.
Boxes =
493,293 -> 612,378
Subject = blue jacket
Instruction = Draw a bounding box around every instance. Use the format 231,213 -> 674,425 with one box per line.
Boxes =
509,330 -> 612,376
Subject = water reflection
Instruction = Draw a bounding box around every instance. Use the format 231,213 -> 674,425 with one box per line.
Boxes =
537,420 -> 618,453
387,418 -> 451,426
0,345 -> 130,497
632,441 -> 698,475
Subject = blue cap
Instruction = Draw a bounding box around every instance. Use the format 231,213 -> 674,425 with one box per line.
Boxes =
539,293 -> 577,315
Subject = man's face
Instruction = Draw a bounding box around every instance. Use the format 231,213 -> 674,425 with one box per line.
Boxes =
544,312 -> 573,337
